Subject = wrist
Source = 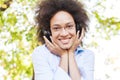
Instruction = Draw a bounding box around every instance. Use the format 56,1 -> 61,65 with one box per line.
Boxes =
69,50 -> 74,54
61,53 -> 68,58
69,52 -> 74,57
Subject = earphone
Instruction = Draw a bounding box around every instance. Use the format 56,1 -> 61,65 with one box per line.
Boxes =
42,24 -> 82,42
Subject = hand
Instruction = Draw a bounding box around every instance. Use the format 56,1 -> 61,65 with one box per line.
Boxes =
68,28 -> 85,53
43,36 -> 67,57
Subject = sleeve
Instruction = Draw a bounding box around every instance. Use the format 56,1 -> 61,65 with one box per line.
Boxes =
81,50 -> 95,80
54,67 -> 71,80
32,47 -> 71,80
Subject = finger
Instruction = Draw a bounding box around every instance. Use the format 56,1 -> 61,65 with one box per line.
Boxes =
50,36 -> 59,47
76,30 -> 80,39
43,36 -> 49,44
43,36 -> 53,47
50,36 -> 63,56
79,28 -> 85,40
50,36 -> 54,44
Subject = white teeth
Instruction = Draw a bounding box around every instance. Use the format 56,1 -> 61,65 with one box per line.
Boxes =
60,39 -> 70,44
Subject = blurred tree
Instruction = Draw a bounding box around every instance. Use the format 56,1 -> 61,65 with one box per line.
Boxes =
0,0 -> 13,11
0,0 -> 120,80
0,0 -> 38,80
83,0 -> 120,80
82,0 -> 120,47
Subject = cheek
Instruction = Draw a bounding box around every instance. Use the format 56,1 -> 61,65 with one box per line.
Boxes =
70,30 -> 76,36
71,32 -> 77,40
51,32 -> 58,40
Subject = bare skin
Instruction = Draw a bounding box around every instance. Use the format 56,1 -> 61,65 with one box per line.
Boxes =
43,28 -> 85,80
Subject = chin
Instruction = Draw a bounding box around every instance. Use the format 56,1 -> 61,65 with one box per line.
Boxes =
60,45 -> 72,49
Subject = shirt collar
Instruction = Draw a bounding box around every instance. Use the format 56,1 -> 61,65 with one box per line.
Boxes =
44,44 -> 83,55
75,46 -> 84,55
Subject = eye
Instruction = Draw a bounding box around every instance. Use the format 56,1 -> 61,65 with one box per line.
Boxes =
52,26 -> 61,31
67,25 -> 74,29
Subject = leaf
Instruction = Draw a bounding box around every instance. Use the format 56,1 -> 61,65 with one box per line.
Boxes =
6,13 -> 17,26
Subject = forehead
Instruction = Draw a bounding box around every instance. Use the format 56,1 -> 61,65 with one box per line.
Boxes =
50,11 -> 75,25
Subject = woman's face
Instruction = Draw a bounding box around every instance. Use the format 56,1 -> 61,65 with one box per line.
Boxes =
50,11 -> 76,49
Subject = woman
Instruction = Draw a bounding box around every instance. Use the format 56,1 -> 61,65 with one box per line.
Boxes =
32,0 -> 94,80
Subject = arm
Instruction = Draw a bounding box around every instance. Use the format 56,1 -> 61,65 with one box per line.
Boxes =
68,31 -> 94,80
43,36 -> 71,80
32,47 -> 53,80
43,36 -> 68,73
32,46 -> 71,80
82,50 -> 95,80
68,29 -> 85,80
59,53 -> 68,73
68,52 -> 81,80
68,50 -> 94,80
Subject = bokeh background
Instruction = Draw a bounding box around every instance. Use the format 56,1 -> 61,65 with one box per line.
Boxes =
0,0 -> 120,80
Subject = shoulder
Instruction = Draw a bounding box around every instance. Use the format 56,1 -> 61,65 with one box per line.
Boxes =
84,49 -> 94,55
82,48 -> 95,59
78,47 -> 94,56
82,49 -> 95,64
32,44 -> 49,57
33,45 -> 45,53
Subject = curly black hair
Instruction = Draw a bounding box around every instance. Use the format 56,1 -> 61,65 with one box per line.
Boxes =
35,0 -> 89,44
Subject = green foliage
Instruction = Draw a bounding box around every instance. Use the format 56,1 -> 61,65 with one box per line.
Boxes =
0,0 -> 38,80
0,0 -> 120,80
93,11 -> 120,39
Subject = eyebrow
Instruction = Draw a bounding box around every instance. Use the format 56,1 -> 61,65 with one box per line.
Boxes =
51,22 -> 75,27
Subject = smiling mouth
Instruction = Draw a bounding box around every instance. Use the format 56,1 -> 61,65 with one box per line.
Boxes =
59,38 -> 71,44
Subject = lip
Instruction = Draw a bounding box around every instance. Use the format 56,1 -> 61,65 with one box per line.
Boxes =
59,38 -> 71,44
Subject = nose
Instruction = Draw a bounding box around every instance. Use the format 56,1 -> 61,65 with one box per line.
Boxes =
60,28 -> 69,36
